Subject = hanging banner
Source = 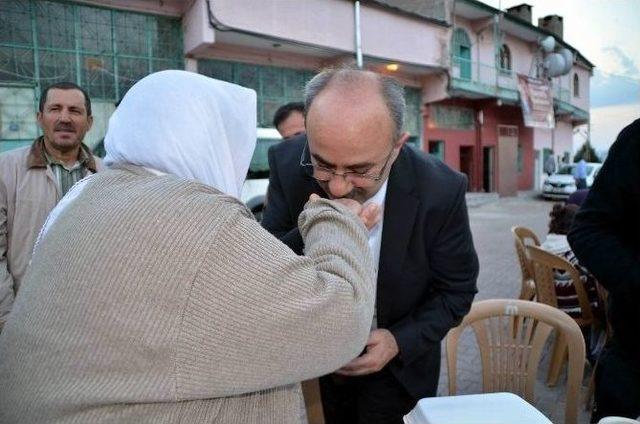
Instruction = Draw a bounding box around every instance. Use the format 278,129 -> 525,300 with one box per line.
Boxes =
517,75 -> 555,129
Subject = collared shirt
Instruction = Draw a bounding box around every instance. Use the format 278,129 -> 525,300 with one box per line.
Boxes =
574,160 -> 587,179
363,179 -> 388,330
41,142 -> 92,198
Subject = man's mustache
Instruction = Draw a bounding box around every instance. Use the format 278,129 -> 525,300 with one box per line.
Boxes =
54,124 -> 75,132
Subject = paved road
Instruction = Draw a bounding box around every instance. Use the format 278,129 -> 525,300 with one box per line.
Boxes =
435,193 -> 591,424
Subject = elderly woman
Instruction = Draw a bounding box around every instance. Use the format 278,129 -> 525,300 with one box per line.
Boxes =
0,71 -> 375,423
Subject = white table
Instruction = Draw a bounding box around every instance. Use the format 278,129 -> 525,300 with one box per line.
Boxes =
403,392 -> 552,424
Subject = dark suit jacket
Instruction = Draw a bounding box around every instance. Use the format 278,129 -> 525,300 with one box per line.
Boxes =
262,135 -> 479,399
569,119 -> 640,360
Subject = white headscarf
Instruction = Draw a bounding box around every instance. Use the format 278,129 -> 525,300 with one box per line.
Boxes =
104,70 -> 257,199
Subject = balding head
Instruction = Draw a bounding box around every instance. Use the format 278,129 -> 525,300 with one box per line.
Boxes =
304,68 -> 406,140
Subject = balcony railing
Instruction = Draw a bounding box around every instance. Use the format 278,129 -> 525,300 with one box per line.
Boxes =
450,56 -> 518,100
449,56 -> 588,122
450,56 -> 575,104
552,85 -> 571,103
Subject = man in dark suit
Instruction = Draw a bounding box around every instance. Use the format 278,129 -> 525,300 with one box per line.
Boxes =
262,68 -> 479,423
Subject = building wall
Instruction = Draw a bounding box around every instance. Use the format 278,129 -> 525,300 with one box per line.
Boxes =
209,0 -> 355,53
570,66 -> 591,112
424,99 -> 539,192
503,34 -> 534,76
533,120 -> 573,156
361,5 -> 448,67
184,0 -> 215,55
75,0 -> 184,16
198,0 -> 448,69
474,102 -> 534,191
424,98 -> 478,188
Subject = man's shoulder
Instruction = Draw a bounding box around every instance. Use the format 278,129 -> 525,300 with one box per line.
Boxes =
401,146 -> 466,193
0,146 -> 30,171
0,145 -> 30,162
267,135 -> 306,181
612,119 -> 640,155
269,134 -> 305,159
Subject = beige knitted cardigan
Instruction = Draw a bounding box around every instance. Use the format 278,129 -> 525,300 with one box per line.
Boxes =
0,166 -> 375,423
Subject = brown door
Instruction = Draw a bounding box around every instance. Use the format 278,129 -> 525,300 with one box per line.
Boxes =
497,125 -> 518,197
483,146 -> 495,192
459,146 -> 474,190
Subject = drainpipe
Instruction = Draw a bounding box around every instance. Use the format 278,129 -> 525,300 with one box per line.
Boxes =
476,109 -> 484,192
494,13 -> 501,87
354,1 -> 363,68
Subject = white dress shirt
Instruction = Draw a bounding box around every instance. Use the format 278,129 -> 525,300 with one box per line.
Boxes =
363,179 -> 388,330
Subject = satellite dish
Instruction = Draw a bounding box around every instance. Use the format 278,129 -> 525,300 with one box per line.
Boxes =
544,53 -> 566,77
559,48 -> 574,74
540,35 -> 556,53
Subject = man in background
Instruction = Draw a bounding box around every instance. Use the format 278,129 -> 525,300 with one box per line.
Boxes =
273,102 -> 305,140
0,82 -> 101,328
574,158 -> 587,189
544,154 -> 556,176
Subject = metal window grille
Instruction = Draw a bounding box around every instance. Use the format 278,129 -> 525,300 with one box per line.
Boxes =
499,44 -> 511,71
198,59 -> 316,128
199,59 -> 424,138
0,0 -> 183,150
0,0 -> 183,100
452,28 -> 471,51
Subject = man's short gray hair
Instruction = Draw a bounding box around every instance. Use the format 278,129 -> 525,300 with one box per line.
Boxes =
304,67 -> 406,140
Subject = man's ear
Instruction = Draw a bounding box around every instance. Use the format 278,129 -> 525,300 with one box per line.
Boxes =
87,115 -> 94,131
395,132 -> 410,149
36,111 -> 43,129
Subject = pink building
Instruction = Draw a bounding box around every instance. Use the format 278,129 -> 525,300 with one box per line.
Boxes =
0,0 -> 592,195
428,1 -> 592,194
181,0 -> 591,195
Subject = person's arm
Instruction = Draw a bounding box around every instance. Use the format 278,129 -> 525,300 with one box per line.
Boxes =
568,124 -> 640,298
389,176 -> 479,365
0,176 -> 16,327
261,145 -> 304,254
175,198 -> 376,398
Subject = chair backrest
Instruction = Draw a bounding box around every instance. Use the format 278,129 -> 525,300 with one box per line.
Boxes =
511,226 -> 540,300
526,245 -> 594,325
512,226 -> 541,247
446,299 -> 585,424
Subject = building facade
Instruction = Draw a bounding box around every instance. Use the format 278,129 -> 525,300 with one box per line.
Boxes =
428,0 -> 592,194
0,0 -> 591,195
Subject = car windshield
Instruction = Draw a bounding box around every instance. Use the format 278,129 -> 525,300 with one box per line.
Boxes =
557,165 -> 574,175
556,164 -> 595,176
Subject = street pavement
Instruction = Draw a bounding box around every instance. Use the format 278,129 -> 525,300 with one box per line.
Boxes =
435,192 -> 592,424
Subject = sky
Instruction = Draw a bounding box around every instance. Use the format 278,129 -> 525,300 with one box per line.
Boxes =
481,0 -> 640,152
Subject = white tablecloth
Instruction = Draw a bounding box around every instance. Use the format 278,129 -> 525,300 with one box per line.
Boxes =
403,392 -> 552,424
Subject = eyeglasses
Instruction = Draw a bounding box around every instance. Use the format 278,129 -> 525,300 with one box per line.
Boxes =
300,142 -> 395,184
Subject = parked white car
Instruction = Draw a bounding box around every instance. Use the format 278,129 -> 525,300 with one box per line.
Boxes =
542,162 -> 602,200
241,128 -> 282,219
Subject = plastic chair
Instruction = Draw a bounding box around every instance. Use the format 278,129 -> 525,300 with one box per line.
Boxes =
511,226 -> 540,301
446,299 -> 585,424
526,245 -> 595,387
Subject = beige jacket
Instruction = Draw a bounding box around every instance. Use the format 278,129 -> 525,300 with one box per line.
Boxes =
0,166 -> 376,423
0,138 -> 101,325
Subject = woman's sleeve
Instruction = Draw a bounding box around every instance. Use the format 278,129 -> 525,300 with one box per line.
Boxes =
175,199 -> 376,399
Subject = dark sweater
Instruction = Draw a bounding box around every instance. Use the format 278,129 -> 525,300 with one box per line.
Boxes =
568,119 -> 640,359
